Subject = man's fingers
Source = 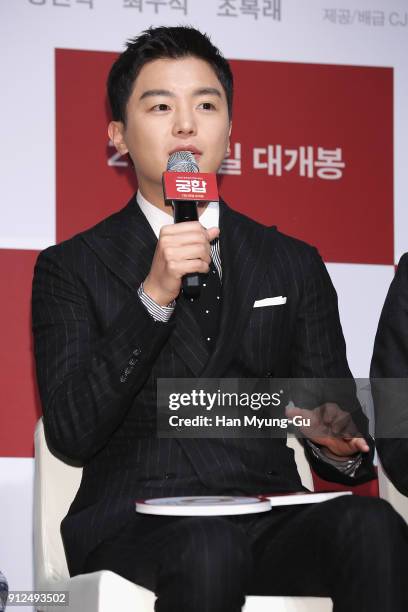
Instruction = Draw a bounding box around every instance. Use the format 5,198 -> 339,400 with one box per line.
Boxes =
285,406 -> 325,437
160,222 -> 219,238
330,415 -> 355,437
349,437 -> 370,453
160,221 -> 203,235
163,244 -> 211,264
318,403 -> 359,438
321,403 -> 347,428
287,405 -> 369,455
286,404 -> 356,440
320,436 -> 370,457
285,406 -> 317,425
285,406 -> 310,419
311,436 -> 369,457
161,228 -> 208,246
321,403 -> 341,425
167,259 -> 210,277
159,224 -> 219,251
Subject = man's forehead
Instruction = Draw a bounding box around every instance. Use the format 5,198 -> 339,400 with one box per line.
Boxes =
132,56 -> 224,95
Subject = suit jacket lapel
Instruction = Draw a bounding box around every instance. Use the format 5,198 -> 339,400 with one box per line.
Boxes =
82,197 -> 158,292
201,199 -> 273,377
82,196 -> 209,376
169,297 -> 211,377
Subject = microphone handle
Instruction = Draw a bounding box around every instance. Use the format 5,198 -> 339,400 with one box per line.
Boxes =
172,200 -> 201,298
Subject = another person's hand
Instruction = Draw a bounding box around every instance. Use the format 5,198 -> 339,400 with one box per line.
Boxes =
143,222 -> 220,305
285,402 -> 370,459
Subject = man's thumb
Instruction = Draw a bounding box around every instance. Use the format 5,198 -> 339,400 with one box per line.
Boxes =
207,227 -> 220,242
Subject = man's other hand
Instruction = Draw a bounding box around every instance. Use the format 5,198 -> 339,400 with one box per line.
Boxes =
285,403 -> 370,459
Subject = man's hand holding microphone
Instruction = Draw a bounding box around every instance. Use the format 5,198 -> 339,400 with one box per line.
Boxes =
143,149 -> 220,305
143,222 -> 219,306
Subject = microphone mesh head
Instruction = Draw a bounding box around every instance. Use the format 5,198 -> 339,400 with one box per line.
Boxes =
167,150 -> 199,173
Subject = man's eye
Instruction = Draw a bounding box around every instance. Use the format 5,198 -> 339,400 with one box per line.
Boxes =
199,102 -> 215,110
153,103 -> 170,111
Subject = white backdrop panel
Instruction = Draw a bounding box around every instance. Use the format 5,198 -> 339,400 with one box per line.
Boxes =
0,457 -> 34,612
1,0 -> 407,256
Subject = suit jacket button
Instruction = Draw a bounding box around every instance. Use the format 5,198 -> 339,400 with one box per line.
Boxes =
266,371 -> 273,377
164,472 -> 175,479
133,348 -> 141,356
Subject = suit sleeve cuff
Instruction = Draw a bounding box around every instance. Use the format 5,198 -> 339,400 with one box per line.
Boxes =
305,439 -> 363,478
137,282 -> 176,323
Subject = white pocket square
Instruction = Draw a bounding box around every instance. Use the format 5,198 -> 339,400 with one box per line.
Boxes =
253,296 -> 287,308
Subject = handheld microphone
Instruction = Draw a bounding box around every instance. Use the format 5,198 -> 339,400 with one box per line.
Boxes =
163,151 -> 219,299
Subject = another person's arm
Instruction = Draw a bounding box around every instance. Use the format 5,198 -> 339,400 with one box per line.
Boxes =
371,253 -> 408,495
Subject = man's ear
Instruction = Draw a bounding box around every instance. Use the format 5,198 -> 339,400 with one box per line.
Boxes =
108,121 -> 128,155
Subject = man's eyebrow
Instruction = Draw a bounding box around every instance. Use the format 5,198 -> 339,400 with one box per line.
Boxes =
139,87 -> 223,101
139,89 -> 175,101
193,87 -> 222,98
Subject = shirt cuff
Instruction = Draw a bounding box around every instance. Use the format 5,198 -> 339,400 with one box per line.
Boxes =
137,283 -> 176,323
305,439 -> 363,478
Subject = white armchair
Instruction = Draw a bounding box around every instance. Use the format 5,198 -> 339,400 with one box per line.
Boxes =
377,459 -> 408,523
33,419 -> 332,612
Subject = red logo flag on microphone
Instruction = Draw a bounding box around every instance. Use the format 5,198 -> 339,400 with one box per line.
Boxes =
163,171 -> 219,202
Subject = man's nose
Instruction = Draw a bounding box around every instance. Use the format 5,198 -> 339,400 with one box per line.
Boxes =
172,107 -> 197,136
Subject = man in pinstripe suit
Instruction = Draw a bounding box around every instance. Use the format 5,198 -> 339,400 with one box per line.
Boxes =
371,253 -> 408,495
32,26 -> 408,612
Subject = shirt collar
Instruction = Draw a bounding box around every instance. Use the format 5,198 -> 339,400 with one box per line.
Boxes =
136,189 -> 219,239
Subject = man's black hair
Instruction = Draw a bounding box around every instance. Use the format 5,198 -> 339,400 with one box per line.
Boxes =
107,25 -> 233,124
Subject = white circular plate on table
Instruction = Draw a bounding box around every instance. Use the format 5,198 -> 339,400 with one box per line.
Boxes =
135,495 -> 271,516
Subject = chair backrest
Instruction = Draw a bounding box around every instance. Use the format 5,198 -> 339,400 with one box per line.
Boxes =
287,436 -> 314,491
33,418 -> 313,589
377,459 -> 408,523
34,419 -> 82,588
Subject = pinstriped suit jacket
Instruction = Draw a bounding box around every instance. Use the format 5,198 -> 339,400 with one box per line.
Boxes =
32,197 -> 375,576
370,253 -> 408,495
